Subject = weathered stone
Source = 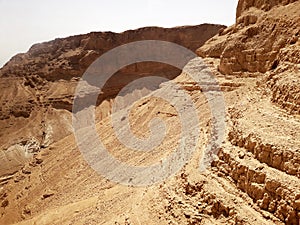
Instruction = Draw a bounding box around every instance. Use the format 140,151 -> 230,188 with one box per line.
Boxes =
265,179 -> 281,192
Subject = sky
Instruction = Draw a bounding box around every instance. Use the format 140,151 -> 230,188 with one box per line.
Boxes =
0,0 -> 238,67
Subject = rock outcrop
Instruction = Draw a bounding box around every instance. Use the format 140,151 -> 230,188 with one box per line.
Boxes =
0,24 -> 224,181
198,1 -> 300,76
0,0 -> 300,224
236,0 -> 299,19
197,0 -> 300,115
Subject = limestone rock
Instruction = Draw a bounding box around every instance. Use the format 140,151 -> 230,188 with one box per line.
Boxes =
197,0 -> 300,76
0,24 -> 223,178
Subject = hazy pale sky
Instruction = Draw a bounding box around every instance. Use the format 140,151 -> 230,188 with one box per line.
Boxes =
0,0 -> 238,67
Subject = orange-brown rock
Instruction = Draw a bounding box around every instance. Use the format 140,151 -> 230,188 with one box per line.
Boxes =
236,0 -> 299,19
197,1 -> 300,76
0,0 -> 300,224
0,24 -> 223,181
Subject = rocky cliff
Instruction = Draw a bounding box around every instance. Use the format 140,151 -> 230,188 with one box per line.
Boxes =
197,0 -> 300,114
0,0 -> 299,224
236,0 -> 299,18
0,24 -> 223,183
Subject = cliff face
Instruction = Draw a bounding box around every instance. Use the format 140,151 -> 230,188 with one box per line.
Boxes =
236,0 -> 299,19
0,1 -> 300,225
0,24 -> 224,180
198,1 -> 300,75
197,0 -> 300,114
0,25 -> 223,80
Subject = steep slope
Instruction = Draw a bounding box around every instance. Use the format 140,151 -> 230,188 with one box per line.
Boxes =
0,59 -> 285,225
0,0 -> 300,224
196,0 -> 300,224
236,0 -> 299,18
197,0 -> 300,115
0,24 -> 224,180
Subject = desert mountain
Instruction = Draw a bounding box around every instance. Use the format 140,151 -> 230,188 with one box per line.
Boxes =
0,24 -> 223,179
0,0 -> 300,224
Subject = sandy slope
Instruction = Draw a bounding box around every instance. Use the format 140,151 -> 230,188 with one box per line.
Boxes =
0,0 -> 300,224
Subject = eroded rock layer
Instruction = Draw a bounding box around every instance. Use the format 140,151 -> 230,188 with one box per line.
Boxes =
0,24 -> 223,179
0,0 -> 300,224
